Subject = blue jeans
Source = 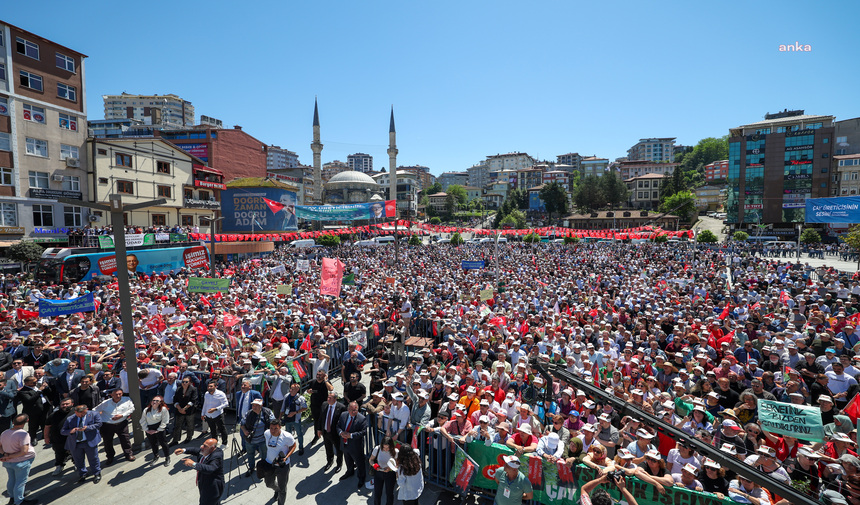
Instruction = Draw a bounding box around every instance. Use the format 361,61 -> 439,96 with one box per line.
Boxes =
246,439 -> 266,471
284,416 -> 303,450
4,459 -> 33,505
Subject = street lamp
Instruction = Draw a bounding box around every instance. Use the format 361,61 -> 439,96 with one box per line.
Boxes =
200,215 -> 225,277
58,195 -> 167,450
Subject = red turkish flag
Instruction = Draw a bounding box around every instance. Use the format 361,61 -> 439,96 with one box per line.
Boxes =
262,197 -> 285,213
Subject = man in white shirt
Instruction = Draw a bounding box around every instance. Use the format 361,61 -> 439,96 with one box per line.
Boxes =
201,381 -> 229,446
94,389 -> 135,464
388,393 -> 411,442
263,420 -> 296,505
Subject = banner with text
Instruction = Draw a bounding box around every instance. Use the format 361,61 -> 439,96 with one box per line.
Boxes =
461,261 -> 485,270
758,399 -> 825,441
187,277 -> 231,293
38,293 -> 96,317
805,196 -> 860,224
295,200 -> 396,222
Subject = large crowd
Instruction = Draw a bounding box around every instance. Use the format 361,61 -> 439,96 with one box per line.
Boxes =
1,240 -> 859,505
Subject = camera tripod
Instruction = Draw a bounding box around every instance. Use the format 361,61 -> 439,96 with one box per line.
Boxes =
226,436 -> 257,495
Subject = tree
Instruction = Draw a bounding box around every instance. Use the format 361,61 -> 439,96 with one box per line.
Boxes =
843,224 -> 860,269
507,188 -> 528,210
316,234 -> 341,247
677,137 -> 729,189
733,231 -> 749,242
660,171 -> 676,204
697,230 -> 718,243
523,232 -> 541,243
500,210 -> 526,229
429,217 -> 441,225
408,235 -> 422,246
450,232 -> 464,246
659,191 -> 697,223
444,194 -> 457,218
601,173 -> 629,210
653,234 -> 669,243
563,236 -> 580,245
572,175 -> 606,212
539,182 -> 570,224
6,241 -> 44,264
425,182 -> 443,196
800,228 -> 821,244
446,185 -> 468,206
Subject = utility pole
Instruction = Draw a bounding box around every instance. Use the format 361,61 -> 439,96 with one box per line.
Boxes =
59,195 -> 166,450
201,216 -> 224,277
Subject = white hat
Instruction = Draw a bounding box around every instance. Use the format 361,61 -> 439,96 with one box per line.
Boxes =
251,398 -> 264,405
502,455 -> 520,468
517,424 -> 532,435
545,432 -> 560,449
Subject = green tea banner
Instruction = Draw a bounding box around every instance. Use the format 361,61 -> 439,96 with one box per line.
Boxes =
758,399 -> 825,442
187,277 -> 231,293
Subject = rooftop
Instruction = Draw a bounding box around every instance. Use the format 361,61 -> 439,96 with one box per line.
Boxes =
226,177 -> 298,190
625,173 -> 665,181
736,114 -> 834,128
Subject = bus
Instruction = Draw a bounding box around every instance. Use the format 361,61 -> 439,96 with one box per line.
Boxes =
35,243 -> 210,283
746,235 -> 779,244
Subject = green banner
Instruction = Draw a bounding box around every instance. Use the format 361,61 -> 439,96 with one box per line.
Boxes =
187,277 -> 231,293
463,442 -> 734,505
98,233 -> 157,248
758,399 -> 825,442
276,284 -> 292,295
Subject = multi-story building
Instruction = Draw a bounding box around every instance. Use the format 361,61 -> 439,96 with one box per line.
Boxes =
427,192 -> 448,214
103,93 -> 194,127
627,138 -> 676,162
625,173 -> 664,210
836,154 -> 860,197
397,165 -> 431,192
695,185 -> 726,211
87,118 -> 156,138
0,21 -> 89,243
617,160 -> 678,180
486,152 -> 535,172
265,167 -> 307,205
542,170 -> 570,191
372,170 -> 419,215
704,160 -> 729,182
834,118 -> 860,156
517,167 -> 544,192
467,162 -> 488,189
321,160 -> 349,182
580,156 -> 609,177
346,152 -> 373,173
87,138 -> 222,230
463,186 -> 481,202
438,171 -> 468,190
556,153 -> 581,172
726,110 -> 835,231
159,126 -> 267,182
267,145 -> 299,171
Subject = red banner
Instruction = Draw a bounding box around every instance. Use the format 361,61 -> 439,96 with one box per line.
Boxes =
320,257 -> 345,297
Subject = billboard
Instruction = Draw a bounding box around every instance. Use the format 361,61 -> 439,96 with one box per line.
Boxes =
295,200 -> 396,222
174,143 -> 209,162
805,196 -> 860,224
220,188 -> 299,232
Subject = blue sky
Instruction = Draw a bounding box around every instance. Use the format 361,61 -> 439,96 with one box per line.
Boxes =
5,0 -> 859,176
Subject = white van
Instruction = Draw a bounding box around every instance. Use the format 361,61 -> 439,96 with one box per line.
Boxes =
288,239 -> 316,248
479,237 -> 507,244
356,236 -> 395,246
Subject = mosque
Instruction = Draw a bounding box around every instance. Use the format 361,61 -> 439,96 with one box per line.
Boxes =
312,99 -> 398,209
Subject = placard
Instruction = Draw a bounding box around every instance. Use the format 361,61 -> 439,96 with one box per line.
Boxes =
479,289 -> 494,301
187,277 -> 231,293
276,284 -> 292,295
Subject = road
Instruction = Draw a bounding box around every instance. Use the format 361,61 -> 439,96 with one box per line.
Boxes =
695,216 -> 727,241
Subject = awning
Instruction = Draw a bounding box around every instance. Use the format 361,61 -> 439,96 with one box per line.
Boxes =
193,164 -> 223,176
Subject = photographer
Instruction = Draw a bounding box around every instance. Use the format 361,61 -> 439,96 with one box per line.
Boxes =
260,419 -> 296,505
241,398 -> 275,477
580,470 -> 639,505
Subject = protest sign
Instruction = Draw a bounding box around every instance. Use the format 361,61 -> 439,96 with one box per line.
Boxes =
271,264 -> 286,275
320,258 -> 345,297
187,277 -> 231,293
461,260 -> 485,270
296,259 -> 310,271
39,293 -> 96,317
758,399 -> 825,441
479,289 -> 494,301
276,284 -> 292,295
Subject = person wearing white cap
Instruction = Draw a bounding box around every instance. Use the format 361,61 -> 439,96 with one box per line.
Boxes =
466,415 -> 496,445
666,440 -> 699,477
535,431 -> 563,462
625,428 -> 656,465
388,393 -> 411,442
673,463 -> 703,491
506,423 -> 538,455
494,454 -> 533,505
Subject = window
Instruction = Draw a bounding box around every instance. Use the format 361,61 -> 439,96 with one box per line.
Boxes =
183,188 -> 193,199
152,214 -> 166,226
0,97 -> 7,115
28,171 -> 49,188
0,203 -> 17,226
823,138 -> 829,144
19,71 -> 43,91
23,104 -> 46,124
56,53 -> 75,72
157,185 -> 172,198
117,180 -> 134,194
25,138 -> 48,157
58,113 -> 78,130
181,215 -> 194,226
0,167 -> 12,185
15,37 -> 39,59
837,136 -> 848,143
57,83 -> 76,102
115,153 -> 132,167
0,63 -> 5,82
63,206 -> 83,227
199,190 -> 210,201
32,205 -> 53,226
62,176 -> 80,191
98,177 -> 108,185
60,144 -> 79,160
0,132 -> 10,151
156,161 -> 171,174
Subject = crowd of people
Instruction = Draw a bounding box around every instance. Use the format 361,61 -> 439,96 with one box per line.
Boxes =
0,239 -> 859,505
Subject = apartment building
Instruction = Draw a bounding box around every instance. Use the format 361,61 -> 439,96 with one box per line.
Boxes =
103,92 -> 194,127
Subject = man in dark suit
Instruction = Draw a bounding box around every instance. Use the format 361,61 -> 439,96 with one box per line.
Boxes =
95,369 -> 120,400
172,377 -> 198,445
316,391 -> 345,471
175,438 -> 225,505
55,361 -> 86,399
233,380 -> 262,451
16,375 -> 49,441
60,404 -> 103,483
337,400 -> 368,489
